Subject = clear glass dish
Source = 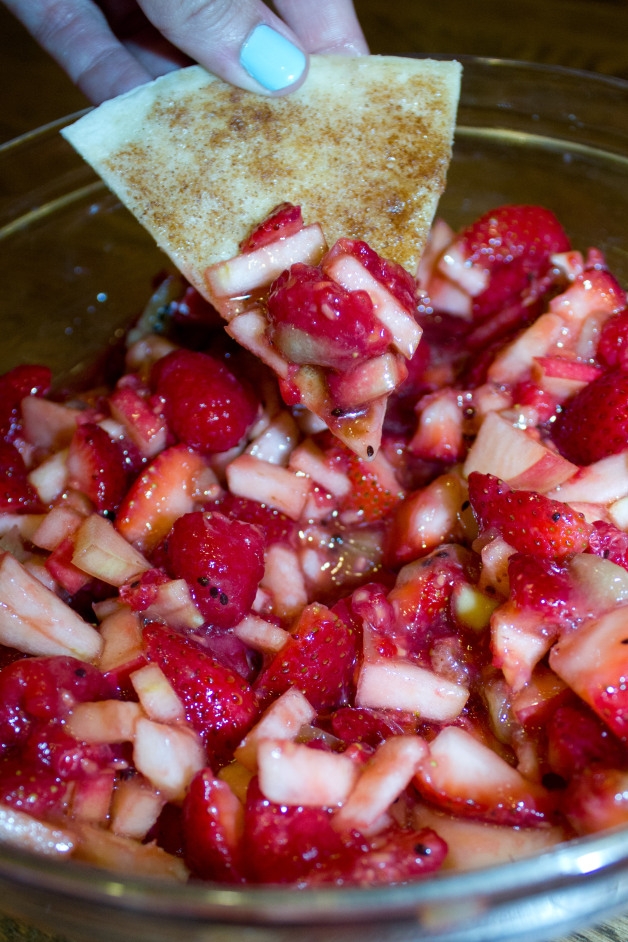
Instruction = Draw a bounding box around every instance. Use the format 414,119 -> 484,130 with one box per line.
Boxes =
2,56 -> 628,942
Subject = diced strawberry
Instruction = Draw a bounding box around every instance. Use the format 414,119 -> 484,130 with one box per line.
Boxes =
588,519 -> 628,571
440,205 -> 570,319
0,440 -> 43,513
266,263 -> 390,370
67,422 -> 128,516
324,441 -> 405,524
468,472 -> 592,558
0,757 -> 72,819
331,706 -> 415,747
166,511 -> 265,629
564,766 -> 628,835
254,602 -> 358,712
151,349 -> 258,454
115,444 -> 216,554
214,492 -> 297,546
0,364 -> 51,441
242,776 -> 345,883
507,554 -> 578,628
182,769 -> 245,882
546,702 -> 626,781
142,623 -> 259,767
551,368 -> 628,465
0,655 -> 113,755
240,202 -> 303,253
306,824 -> 447,887
597,308 -> 628,369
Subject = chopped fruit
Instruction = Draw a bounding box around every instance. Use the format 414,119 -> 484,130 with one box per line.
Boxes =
267,263 -> 390,370
552,368 -> 628,465
468,472 -> 592,558
143,624 -> 259,766
0,441 -> 43,514
6,202 -> 628,887
67,423 -> 128,516
166,511 -> 265,628
254,603 -> 358,712
438,205 -> 570,318
151,348 -> 258,454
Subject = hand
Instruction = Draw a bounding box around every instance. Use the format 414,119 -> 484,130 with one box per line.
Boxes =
4,0 -> 369,104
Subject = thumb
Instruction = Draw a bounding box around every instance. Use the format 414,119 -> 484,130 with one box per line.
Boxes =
138,0 -> 309,94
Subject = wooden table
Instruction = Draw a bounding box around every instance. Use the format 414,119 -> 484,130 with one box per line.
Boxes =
1,2 -> 628,940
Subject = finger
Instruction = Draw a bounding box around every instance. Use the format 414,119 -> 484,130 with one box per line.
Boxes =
4,0 -> 155,103
273,0 -> 369,56
138,0 -> 309,94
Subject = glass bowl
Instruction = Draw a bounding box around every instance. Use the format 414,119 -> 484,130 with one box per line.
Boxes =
2,56 -> 628,942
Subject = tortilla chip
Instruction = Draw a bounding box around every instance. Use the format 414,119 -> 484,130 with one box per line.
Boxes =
61,55 -> 461,298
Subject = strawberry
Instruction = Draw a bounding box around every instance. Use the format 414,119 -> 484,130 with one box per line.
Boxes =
331,706 -> 415,747
242,776 -> 345,883
151,349 -> 258,454
182,769 -> 245,882
597,308 -> 628,369
266,263 -> 390,370
142,623 -> 259,766
588,520 -> 628,571
0,440 -> 43,513
166,511 -> 265,629
67,422 -> 128,516
213,492 -> 297,546
324,440 -> 404,523
115,444 -> 213,554
0,364 -> 51,441
467,472 -> 592,558
551,368 -> 628,465
253,602 -> 359,712
442,205 -> 570,320
240,202 -> 303,253
546,702 -> 626,781
508,554 -> 578,627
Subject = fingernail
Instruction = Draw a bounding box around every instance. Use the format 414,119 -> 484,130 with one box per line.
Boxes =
240,24 -> 306,91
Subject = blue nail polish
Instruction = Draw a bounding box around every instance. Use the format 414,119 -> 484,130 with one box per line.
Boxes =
240,24 -> 306,92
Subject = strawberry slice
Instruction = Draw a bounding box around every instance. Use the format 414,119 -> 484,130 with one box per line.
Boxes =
324,440 -> 405,524
115,444 -> 216,554
0,364 -> 51,441
597,307 -> 628,369
0,440 -> 43,513
253,602 -> 358,712
67,422 -> 128,516
551,368 -> 628,465
166,510 -> 265,629
182,770 -> 245,882
142,623 -> 259,767
240,202 -> 303,253
439,205 -> 570,319
151,348 -> 258,454
467,472 -> 592,559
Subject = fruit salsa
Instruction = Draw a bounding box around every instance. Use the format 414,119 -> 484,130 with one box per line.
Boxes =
1,202 -> 628,886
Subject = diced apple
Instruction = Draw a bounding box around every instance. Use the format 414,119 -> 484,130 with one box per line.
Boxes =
334,735 -> 428,833
547,452 -> 628,505
410,389 -> 464,462
0,803 -> 76,857
30,504 -> 85,551
235,688 -> 316,772
491,603 -> 558,692
259,543 -> 308,620
226,453 -> 310,520
66,700 -> 143,743
549,605 -> 628,738
257,738 -> 359,806
226,308 -> 290,379
108,385 -> 168,459
246,410 -> 299,466
206,224 -> 327,305
142,578 -> 205,630
133,717 -> 206,801
110,775 -> 167,840
130,663 -> 186,725
70,770 -> 116,825
20,396 -> 80,451
327,353 -> 408,411
386,473 -> 465,566
464,412 -> 577,492
73,822 -> 188,880
356,657 -> 468,721
233,613 -> 290,654
27,448 -> 70,504
72,513 -> 151,586
437,240 -> 489,296
97,606 -> 145,674
0,552 -> 102,661
288,438 -> 351,498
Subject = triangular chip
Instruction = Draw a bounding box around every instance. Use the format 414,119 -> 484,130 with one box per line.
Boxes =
61,55 -> 461,290
62,55 -> 461,458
